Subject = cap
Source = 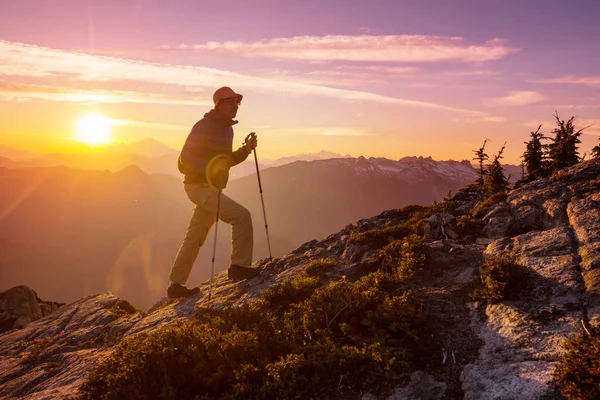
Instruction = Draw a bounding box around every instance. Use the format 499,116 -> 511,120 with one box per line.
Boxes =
213,86 -> 243,106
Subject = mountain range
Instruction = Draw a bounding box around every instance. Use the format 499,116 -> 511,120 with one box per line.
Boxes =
0,139 -> 521,180
1,154 -> 484,310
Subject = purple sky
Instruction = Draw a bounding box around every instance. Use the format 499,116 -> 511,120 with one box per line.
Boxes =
1,0 -> 599,163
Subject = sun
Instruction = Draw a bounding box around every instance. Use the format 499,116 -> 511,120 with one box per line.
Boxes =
75,114 -> 113,146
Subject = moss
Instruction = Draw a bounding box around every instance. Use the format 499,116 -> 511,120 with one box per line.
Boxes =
471,255 -> 529,303
79,272 -> 424,400
553,330 -> 600,400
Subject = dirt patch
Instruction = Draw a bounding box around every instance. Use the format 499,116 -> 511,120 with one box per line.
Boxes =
404,245 -> 484,399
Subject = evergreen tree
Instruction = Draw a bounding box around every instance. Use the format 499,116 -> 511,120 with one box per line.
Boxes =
546,112 -> 585,173
592,140 -> 600,158
484,143 -> 509,195
472,139 -> 489,188
522,125 -> 547,178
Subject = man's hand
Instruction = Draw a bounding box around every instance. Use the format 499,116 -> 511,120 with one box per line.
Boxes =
244,132 -> 258,152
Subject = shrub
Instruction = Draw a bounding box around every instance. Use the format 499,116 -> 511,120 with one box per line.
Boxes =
304,258 -> 337,276
381,234 -> 427,276
110,299 -> 144,318
553,331 -> 600,400
455,215 -> 486,237
471,255 -> 529,303
348,223 -> 412,246
471,192 -> 507,219
80,272 -> 424,400
259,272 -> 322,313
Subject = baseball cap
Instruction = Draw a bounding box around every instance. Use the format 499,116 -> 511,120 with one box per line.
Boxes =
213,86 -> 243,106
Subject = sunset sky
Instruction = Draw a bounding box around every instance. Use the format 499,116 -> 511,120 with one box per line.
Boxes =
1,0 -> 599,164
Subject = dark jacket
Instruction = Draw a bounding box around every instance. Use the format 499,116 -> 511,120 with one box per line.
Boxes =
178,109 -> 250,185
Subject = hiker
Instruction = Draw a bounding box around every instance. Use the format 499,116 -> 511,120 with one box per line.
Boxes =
167,86 -> 260,299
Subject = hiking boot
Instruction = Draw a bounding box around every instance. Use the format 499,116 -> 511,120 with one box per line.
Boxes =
228,265 -> 261,281
167,283 -> 200,299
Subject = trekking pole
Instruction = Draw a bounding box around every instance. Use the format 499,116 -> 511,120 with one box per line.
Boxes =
208,189 -> 222,306
247,132 -> 272,259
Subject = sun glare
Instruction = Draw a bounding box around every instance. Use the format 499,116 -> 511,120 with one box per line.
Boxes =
75,114 -> 113,146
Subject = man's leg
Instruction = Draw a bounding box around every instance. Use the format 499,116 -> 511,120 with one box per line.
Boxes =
203,192 -> 254,267
168,185 -> 215,285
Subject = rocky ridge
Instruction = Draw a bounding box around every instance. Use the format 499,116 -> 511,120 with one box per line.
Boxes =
0,158 -> 598,400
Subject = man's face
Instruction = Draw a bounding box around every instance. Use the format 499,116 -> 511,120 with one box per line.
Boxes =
216,97 -> 240,119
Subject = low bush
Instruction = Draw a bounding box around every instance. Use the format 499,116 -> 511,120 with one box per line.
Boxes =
380,234 -> 428,276
471,255 -> 529,303
348,223 -> 412,246
80,272 -> 424,400
470,192 -> 508,219
304,258 -> 337,276
553,330 -> 600,400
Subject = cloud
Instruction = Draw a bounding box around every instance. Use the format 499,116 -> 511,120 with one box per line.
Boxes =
441,69 -> 502,79
485,91 -> 545,107
0,40 -> 499,119
0,81 -> 211,106
322,128 -> 371,136
264,126 -> 375,137
163,35 -> 519,63
112,119 -> 190,131
534,76 -> 600,87
308,65 -> 418,77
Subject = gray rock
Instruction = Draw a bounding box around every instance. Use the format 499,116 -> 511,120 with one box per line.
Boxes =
387,371 -> 446,400
0,286 -> 63,333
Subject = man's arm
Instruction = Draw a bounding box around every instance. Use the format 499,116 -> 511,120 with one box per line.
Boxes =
231,145 -> 251,166
180,123 -> 212,175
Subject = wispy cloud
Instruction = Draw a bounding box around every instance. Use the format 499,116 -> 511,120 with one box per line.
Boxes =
0,81 -> 212,105
534,76 -> 600,87
163,35 -> 519,63
322,128 -> 371,136
112,119 -> 190,130
0,40 -> 499,119
264,126 -> 374,137
441,69 -> 502,79
485,91 -> 545,107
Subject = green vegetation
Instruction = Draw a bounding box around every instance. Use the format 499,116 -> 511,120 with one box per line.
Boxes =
470,192 -> 507,219
304,258 -> 337,276
348,203 -> 455,246
520,112 -> 588,181
472,139 -> 489,188
348,223 -> 412,246
79,272 -> 424,400
553,330 -> 600,400
483,143 -> 510,196
109,299 -> 145,318
522,125 -> 547,179
471,255 -> 529,303
381,234 -> 428,276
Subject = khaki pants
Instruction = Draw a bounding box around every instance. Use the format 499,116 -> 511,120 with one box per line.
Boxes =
169,183 -> 253,285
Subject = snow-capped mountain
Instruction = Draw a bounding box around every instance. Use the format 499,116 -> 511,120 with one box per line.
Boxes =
332,156 -> 477,184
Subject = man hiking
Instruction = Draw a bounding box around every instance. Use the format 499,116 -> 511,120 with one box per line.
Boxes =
167,86 -> 260,299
